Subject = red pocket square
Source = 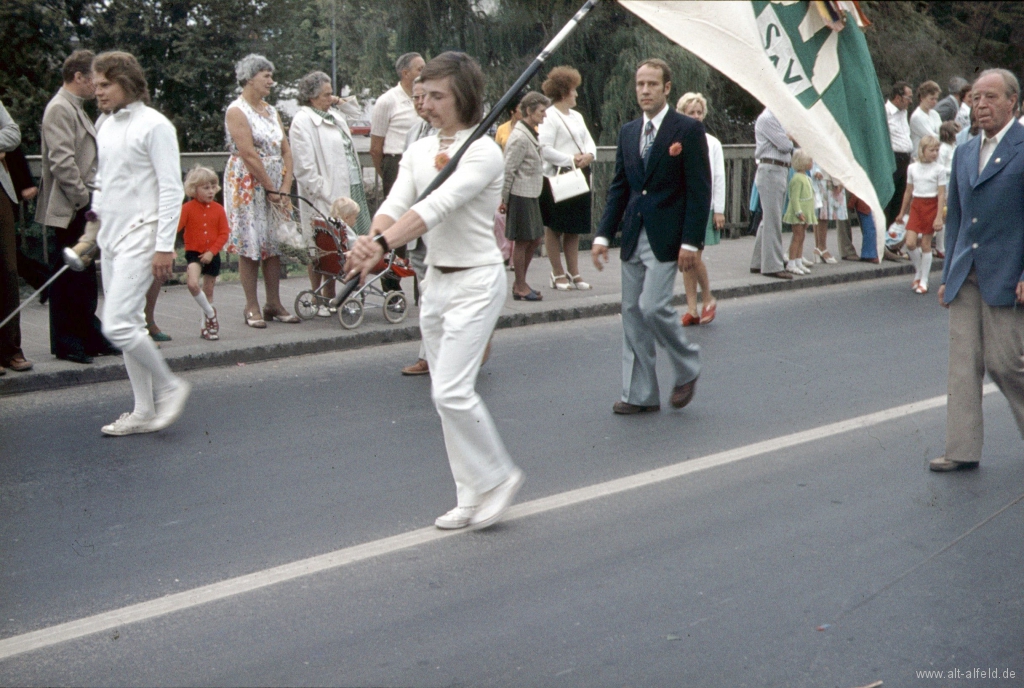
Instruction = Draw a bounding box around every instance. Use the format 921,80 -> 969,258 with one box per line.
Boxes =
668,142 -> 683,157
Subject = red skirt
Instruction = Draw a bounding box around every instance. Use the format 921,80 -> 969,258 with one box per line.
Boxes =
907,196 -> 939,235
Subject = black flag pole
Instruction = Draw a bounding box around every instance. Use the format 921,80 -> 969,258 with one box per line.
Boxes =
335,0 -> 601,302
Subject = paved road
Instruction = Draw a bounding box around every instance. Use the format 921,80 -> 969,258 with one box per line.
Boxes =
1,277 -> 1022,687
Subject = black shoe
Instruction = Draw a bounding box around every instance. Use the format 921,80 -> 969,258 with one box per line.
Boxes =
88,346 -> 121,357
58,352 -> 93,364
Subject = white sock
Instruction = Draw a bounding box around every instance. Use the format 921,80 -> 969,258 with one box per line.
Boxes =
125,337 -> 179,399
123,351 -> 156,418
194,291 -> 215,319
909,248 -> 923,280
920,251 -> 933,286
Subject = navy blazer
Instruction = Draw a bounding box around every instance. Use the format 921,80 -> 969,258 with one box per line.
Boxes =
942,119 -> 1024,306
596,109 -> 712,263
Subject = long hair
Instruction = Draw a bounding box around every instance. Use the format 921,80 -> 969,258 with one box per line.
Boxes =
92,51 -> 150,105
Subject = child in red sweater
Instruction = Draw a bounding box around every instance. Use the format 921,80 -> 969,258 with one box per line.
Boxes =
179,167 -> 229,339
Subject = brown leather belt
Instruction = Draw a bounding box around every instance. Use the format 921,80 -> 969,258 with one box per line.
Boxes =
759,158 -> 790,168
434,265 -> 469,274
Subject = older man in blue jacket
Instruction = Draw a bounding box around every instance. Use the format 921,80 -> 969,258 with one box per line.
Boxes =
931,68 -> 1024,472
593,58 -> 711,415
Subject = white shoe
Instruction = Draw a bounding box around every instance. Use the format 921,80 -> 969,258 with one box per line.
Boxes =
550,272 -> 571,291
316,305 -> 331,317
435,506 -> 476,530
101,411 -> 156,436
569,274 -> 592,290
470,468 -> 525,529
786,261 -> 804,275
801,257 -> 813,268
152,380 -> 191,431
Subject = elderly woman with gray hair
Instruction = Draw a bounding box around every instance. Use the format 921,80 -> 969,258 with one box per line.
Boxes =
289,70 -> 371,315
224,53 -> 298,328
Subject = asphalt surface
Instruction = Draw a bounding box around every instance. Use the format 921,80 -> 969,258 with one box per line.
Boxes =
1,276 -> 1022,687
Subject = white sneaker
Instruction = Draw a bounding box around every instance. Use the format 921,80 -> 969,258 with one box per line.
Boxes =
151,380 -> 191,431
435,506 -> 476,530
469,468 -> 525,530
101,411 -> 156,436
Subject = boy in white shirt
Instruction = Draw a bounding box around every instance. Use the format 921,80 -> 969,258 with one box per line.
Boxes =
91,51 -> 190,435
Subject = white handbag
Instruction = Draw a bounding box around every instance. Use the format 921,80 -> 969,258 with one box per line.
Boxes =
547,109 -> 591,203
548,165 -> 589,203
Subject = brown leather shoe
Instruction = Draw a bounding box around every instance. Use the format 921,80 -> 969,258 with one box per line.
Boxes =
612,401 -> 660,415
764,271 -> 794,280
670,377 -> 698,409
6,355 -> 33,372
401,358 -> 430,376
929,457 -> 980,472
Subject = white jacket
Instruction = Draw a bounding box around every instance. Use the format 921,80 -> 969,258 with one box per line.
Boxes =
93,101 -> 183,252
288,106 -> 357,232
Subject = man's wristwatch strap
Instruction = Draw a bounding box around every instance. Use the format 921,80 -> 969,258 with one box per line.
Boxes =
373,234 -> 390,253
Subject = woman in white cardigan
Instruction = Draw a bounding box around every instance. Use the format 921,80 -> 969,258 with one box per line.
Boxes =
346,52 -> 523,532
538,66 -> 597,291
289,71 -> 371,315
676,93 -> 723,326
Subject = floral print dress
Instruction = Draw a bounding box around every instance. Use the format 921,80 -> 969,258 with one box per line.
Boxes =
224,98 -> 284,260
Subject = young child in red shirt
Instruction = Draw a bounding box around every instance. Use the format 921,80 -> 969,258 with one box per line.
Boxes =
178,166 -> 229,339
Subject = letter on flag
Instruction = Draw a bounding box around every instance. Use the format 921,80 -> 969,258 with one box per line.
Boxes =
619,0 -> 895,255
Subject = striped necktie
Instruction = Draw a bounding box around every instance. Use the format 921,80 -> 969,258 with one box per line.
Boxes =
641,121 -> 655,167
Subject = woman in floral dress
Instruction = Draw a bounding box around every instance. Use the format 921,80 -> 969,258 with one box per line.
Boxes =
224,54 -> 299,327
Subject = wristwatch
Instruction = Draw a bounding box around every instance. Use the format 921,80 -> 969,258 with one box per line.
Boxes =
373,234 -> 390,253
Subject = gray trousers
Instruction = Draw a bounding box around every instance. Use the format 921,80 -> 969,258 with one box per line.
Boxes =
750,164 -> 787,274
945,271 -> 1024,463
621,230 -> 701,406
410,238 -> 427,360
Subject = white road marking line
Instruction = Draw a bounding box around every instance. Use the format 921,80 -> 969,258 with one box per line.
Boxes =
0,385 -> 997,662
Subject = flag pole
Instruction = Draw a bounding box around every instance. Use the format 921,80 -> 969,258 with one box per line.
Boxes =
333,0 -> 600,301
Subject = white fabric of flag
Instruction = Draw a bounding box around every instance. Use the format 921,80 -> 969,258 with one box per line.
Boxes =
620,0 -> 895,255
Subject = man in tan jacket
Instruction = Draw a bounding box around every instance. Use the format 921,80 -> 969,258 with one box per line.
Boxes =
36,49 -> 115,364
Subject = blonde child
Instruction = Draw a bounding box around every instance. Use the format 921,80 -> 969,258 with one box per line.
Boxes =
783,150 -> 816,275
178,166 -> 229,339
896,135 -> 946,294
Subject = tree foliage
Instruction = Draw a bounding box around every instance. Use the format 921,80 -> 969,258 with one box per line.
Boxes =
1,1 -> 1019,154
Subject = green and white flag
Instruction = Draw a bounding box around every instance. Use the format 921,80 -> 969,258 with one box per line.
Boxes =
620,0 -> 895,254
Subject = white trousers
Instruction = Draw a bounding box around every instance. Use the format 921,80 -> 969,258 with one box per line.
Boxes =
419,263 -> 516,507
100,223 -> 178,416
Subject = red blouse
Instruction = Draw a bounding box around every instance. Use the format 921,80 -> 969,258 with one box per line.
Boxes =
177,199 -> 229,254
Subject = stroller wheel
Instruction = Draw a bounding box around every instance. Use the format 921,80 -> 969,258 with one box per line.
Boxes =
338,297 -> 364,329
382,291 -> 408,324
294,290 -> 319,320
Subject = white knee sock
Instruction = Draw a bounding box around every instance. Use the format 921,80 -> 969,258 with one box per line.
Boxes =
920,251 -> 933,286
194,291 -> 215,319
125,337 -> 179,399
909,248 -> 923,280
123,351 -> 156,418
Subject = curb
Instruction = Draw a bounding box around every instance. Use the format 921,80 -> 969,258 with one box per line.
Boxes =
0,259 -> 929,397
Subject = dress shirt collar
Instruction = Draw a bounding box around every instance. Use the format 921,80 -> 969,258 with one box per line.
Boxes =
308,106 -> 336,125
642,104 -> 670,134
982,117 -> 1014,148
111,100 -> 145,120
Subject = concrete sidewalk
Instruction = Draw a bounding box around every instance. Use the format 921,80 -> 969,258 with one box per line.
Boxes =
1,230 -> 927,396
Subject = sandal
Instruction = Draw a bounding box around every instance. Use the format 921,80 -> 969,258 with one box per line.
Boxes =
550,272 -> 571,291
699,301 -> 717,324
263,306 -> 300,324
569,274 -> 592,290
512,289 -> 543,302
202,308 -> 220,340
244,309 -> 266,329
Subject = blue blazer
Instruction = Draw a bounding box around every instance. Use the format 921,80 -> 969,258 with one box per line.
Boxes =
596,109 -> 712,262
942,119 -> 1024,306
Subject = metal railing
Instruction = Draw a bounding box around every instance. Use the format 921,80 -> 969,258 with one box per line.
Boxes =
25,144 -> 758,241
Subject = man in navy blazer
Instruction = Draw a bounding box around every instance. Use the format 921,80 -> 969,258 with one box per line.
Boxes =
593,59 -> 711,414
930,68 -> 1024,472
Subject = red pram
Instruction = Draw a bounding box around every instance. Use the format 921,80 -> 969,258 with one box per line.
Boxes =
292,208 -> 416,330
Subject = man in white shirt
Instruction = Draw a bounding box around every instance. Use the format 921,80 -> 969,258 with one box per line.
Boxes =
370,52 -> 425,198
90,51 -> 190,436
884,81 -> 913,228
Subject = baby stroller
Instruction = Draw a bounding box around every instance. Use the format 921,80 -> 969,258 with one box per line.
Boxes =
290,195 -> 416,330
